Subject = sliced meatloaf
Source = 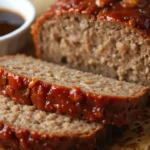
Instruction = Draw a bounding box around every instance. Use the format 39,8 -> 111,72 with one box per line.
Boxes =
0,55 -> 149,126
32,0 -> 150,86
107,108 -> 150,150
0,94 -> 108,150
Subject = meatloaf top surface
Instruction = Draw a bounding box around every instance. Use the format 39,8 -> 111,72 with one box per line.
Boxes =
39,0 -> 150,38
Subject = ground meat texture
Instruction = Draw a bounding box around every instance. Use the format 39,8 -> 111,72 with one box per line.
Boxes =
0,55 -> 149,126
32,0 -> 150,86
0,94 -> 108,150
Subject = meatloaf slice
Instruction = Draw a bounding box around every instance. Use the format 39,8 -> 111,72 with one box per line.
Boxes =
0,55 -> 149,125
0,55 -> 149,126
32,0 -> 150,86
0,94 -> 108,150
107,108 -> 150,150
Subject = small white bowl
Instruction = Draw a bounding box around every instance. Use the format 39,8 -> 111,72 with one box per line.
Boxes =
0,0 -> 36,56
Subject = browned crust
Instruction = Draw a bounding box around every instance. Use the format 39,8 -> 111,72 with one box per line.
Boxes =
31,0 -> 150,58
0,55 -> 149,126
0,121 -> 104,150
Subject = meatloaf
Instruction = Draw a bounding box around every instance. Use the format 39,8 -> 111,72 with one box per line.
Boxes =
0,55 -> 149,126
32,0 -> 150,86
107,108 -> 150,150
0,94 -> 108,150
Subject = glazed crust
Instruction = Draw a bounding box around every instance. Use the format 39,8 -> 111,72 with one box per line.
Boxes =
0,122 -> 102,150
0,55 -> 149,126
0,93 -> 108,150
32,0 -> 150,57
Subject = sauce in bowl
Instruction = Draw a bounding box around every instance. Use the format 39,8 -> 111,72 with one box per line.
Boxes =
0,9 -> 24,36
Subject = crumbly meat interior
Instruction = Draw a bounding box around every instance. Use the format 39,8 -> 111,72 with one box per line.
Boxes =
0,55 -> 146,97
0,95 -> 101,137
38,15 -> 150,86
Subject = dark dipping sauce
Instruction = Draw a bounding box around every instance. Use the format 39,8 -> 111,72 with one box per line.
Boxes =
0,9 -> 24,36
